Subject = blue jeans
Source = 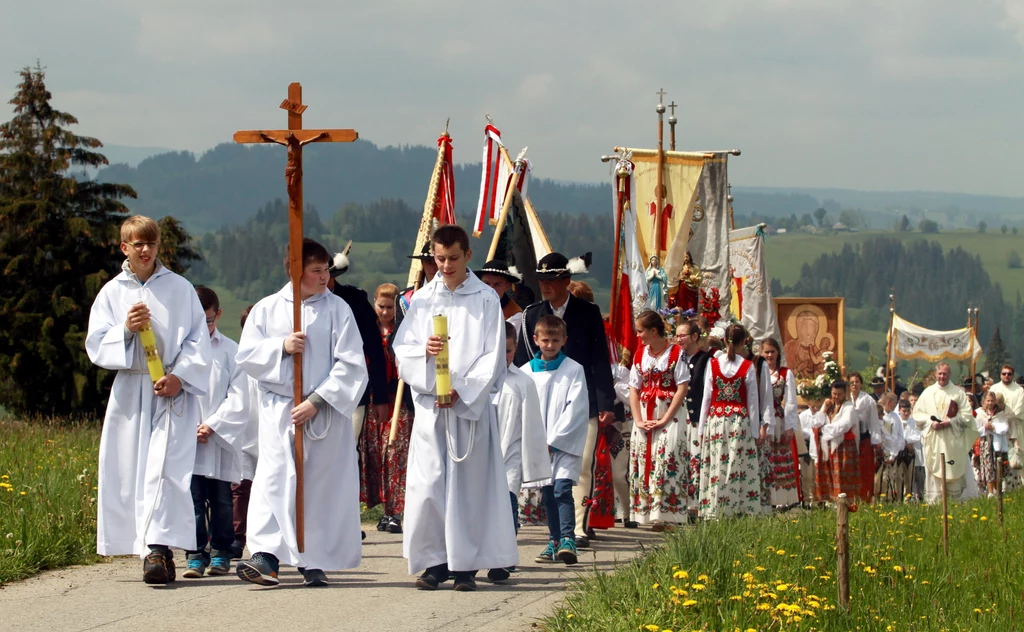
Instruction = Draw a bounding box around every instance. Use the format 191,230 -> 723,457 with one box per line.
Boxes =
188,475 -> 234,558
542,479 -> 575,542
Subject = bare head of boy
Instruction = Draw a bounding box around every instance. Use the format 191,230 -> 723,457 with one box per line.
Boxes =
283,238 -> 332,302
120,216 -> 161,282
431,224 -> 472,292
533,315 -> 567,362
195,286 -> 221,338
504,321 -> 517,368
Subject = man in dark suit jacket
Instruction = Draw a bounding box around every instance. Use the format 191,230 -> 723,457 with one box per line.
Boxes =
515,252 -> 614,547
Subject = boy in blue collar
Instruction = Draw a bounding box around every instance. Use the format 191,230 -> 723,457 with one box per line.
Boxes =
521,315 -> 589,565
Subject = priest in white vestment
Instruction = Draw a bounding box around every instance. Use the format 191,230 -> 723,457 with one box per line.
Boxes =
235,241 -> 368,587
912,362 -> 978,504
393,225 -> 517,591
989,364 -> 1024,442
86,216 -> 211,585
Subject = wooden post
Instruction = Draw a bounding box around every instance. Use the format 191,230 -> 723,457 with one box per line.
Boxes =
836,493 -> 850,610
609,164 -> 628,338
997,457 -> 1004,527
233,83 -> 359,552
941,453 -> 949,557
486,149 -> 526,261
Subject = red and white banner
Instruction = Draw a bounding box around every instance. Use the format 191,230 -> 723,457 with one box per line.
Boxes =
609,159 -> 645,357
435,133 -> 456,226
473,125 -> 531,237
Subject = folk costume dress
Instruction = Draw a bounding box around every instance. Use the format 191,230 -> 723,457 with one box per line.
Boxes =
86,260 -> 212,557
765,367 -> 801,507
236,284 -> 369,571
628,344 -> 693,524
393,271 -> 518,575
850,391 -> 882,503
696,355 -> 763,519
809,401 -> 859,502
358,323 -> 414,517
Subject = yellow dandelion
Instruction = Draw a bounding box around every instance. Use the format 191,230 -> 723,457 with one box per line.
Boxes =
19,491 -> 26,496
729,595 -> 743,601
652,583 -> 660,590
776,584 -> 789,592
673,570 -> 689,580
692,584 -> 706,591
756,566 -> 766,571
804,565 -> 815,570
644,625 -> 660,632
893,565 -> 903,573
697,574 -> 709,582
756,603 -> 771,611
776,549 -> 786,555
921,580 -> 930,585
682,599 -> 697,607
566,614 -> 574,619
981,516 -> 989,521
974,609 -> 982,614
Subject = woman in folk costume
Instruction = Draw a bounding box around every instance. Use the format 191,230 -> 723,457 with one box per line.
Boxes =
809,380 -> 861,507
627,310 -> 693,529
359,283 -> 415,535
759,338 -> 802,508
975,390 -> 1011,497
697,324 -> 765,519
847,373 -> 881,503
743,335 -> 777,511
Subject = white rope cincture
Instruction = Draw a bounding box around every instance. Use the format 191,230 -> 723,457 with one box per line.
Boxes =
438,287 -> 475,464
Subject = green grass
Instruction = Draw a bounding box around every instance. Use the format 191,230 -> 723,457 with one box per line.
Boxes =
0,419 -> 102,584
542,496 -> 1022,631
766,229 -> 1024,302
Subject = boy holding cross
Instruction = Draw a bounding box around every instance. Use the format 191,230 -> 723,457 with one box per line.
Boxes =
86,215 -> 211,584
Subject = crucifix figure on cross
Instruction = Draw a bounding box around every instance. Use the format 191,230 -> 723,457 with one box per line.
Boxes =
233,82 -> 358,552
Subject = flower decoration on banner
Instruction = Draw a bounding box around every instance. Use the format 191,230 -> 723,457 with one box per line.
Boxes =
699,288 -> 721,323
796,351 -> 842,402
658,306 -> 683,330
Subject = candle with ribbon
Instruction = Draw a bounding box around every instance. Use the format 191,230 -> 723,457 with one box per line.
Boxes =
433,314 -> 451,405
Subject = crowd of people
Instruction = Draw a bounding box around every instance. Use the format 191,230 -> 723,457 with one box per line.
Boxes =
85,215 -> 1020,593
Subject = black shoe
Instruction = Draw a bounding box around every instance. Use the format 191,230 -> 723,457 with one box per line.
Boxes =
586,527 -> 597,540
143,552 -> 170,585
623,520 -> 639,529
229,540 -> 245,560
415,563 -> 449,590
302,568 -> 328,587
376,515 -> 390,532
361,530 -> 366,540
236,552 -> 280,586
575,536 -> 590,549
386,516 -> 403,534
486,567 -> 510,582
453,572 -> 478,592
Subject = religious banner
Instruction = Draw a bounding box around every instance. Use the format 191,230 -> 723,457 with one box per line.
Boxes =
729,224 -> 780,343
775,297 -> 845,380
624,148 -> 705,263
609,158 -> 647,357
489,186 -> 551,304
666,153 -> 731,320
407,131 -> 457,288
472,125 -> 530,238
888,314 -> 982,363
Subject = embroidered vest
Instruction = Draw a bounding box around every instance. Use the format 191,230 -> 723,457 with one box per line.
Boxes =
709,356 -> 752,418
634,344 -> 683,403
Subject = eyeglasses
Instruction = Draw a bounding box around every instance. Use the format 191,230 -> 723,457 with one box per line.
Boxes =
205,318 -> 217,325
126,241 -> 158,251
1002,372 -> 1014,376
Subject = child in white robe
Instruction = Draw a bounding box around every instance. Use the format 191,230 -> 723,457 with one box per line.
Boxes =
231,304 -> 259,559
85,215 -> 211,585
234,239 -> 368,587
182,287 -> 249,578
393,224 -> 517,592
521,315 -> 590,566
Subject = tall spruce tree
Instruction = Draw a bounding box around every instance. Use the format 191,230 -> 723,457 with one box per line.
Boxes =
0,64 -> 137,414
984,326 -> 1012,378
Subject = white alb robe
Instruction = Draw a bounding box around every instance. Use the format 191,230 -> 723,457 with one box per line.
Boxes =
912,383 -> 978,503
497,364 -> 551,493
989,381 -> 1024,440
236,285 -> 368,571
810,401 -> 856,462
394,271 -> 518,574
880,411 -> 906,460
194,330 -> 248,483
523,357 -> 590,485
86,262 -> 211,557
850,391 -> 882,445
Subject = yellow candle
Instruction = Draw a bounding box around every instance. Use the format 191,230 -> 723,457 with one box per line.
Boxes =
138,323 -> 165,383
433,314 -> 451,405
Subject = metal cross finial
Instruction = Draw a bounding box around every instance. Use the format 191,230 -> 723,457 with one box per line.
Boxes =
485,113 -> 494,126
656,88 -> 667,104
668,101 -> 677,116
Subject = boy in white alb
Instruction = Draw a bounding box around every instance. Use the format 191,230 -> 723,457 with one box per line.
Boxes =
234,239 -> 368,587
182,287 -> 250,578
521,315 -> 589,566
86,215 -> 211,584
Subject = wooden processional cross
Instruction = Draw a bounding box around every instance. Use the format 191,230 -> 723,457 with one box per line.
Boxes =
234,82 -> 358,552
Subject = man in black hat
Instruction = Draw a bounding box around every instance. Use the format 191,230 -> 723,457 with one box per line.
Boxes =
327,250 -> 389,443
477,259 -> 524,336
869,375 -> 886,402
515,251 -> 614,547
399,240 -> 439,317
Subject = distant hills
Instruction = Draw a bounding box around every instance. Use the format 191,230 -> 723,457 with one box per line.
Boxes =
94,140 -> 1024,233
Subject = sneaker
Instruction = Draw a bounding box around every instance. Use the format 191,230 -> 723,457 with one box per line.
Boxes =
207,550 -> 231,576
143,552 -> 170,585
535,540 -> 558,564
165,554 -> 176,582
376,515 -> 390,532
182,553 -> 208,578
236,552 -> 280,586
453,572 -> 477,592
302,568 -> 328,587
486,567 -> 510,582
386,516 -> 403,534
557,537 -> 578,565
415,563 -> 449,590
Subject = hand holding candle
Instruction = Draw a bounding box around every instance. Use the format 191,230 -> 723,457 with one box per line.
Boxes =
133,302 -> 165,383
432,314 -> 452,406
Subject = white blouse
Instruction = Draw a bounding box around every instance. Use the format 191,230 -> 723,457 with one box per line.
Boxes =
628,344 -> 690,390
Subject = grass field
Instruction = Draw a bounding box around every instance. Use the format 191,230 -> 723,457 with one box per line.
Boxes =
765,229 -> 1024,302
542,496 -> 1022,631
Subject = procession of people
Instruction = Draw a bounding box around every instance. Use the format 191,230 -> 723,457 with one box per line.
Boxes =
86,214 -> 1020,592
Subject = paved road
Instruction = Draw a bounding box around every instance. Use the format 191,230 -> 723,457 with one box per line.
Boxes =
0,525 -> 660,632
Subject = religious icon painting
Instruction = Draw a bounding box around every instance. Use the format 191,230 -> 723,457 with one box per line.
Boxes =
773,297 -> 845,381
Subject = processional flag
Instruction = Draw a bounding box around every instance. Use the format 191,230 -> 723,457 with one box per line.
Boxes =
406,131 -> 457,288
664,152 -> 732,321
887,314 -> 982,363
609,158 -> 648,357
473,124 -> 530,237
487,169 -> 552,303
729,224 -> 780,342
625,148 -> 705,262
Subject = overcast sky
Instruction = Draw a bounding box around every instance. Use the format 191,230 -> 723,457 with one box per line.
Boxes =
3,0 -> 1024,196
